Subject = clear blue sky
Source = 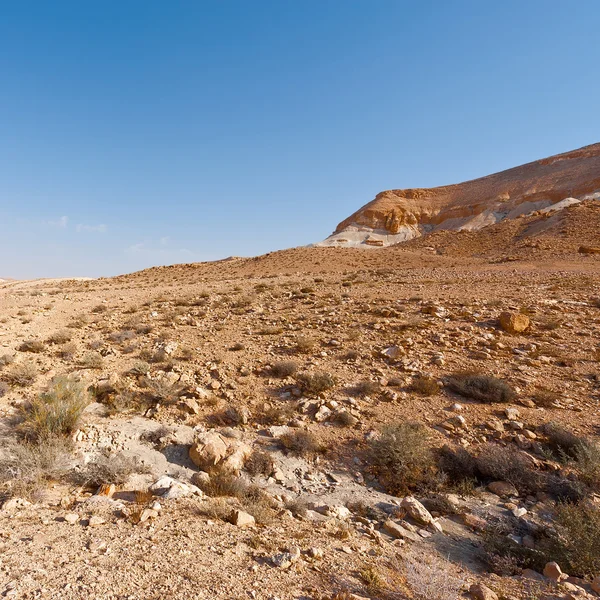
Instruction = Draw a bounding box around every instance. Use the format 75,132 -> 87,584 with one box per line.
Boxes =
1,1 -> 599,278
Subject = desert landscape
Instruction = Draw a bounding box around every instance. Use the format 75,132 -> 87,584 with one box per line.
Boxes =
0,145 -> 599,600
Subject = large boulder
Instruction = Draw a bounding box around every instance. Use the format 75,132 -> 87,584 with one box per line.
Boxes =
401,496 -> 434,525
189,431 -> 251,473
499,311 -> 530,334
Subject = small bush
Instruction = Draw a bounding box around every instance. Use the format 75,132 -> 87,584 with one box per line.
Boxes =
295,336 -> 317,354
280,430 -> 321,456
57,342 -> 78,360
295,371 -> 336,396
245,450 -> 274,477
195,472 -> 276,525
0,382 -> 8,398
475,444 -> 541,494
270,361 -> 298,378
438,444 -> 478,487
539,422 -> 585,460
0,354 -> 14,367
0,437 -> 72,501
46,330 -> 72,345
80,351 -> 103,369
73,451 -> 149,488
142,378 -> 184,405
19,376 -> 90,441
445,372 -> 515,403
92,304 -> 108,313
108,330 -> 136,344
409,375 -> 439,396
350,380 -> 380,398
532,388 -> 560,407
370,422 -> 439,494
545,502 -> 600,577
229,342 -> 245,351
2,362 -> 37,387
18,340 -> 46,353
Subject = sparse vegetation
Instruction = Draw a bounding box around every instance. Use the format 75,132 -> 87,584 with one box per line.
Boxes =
279,430 -> 321,456
19,376 -> 91,441
295,371 -> 336,395
270,360 -> 298,378
369,422 -> 439,494
409,375 -> 439,396
445,371 -> 515,403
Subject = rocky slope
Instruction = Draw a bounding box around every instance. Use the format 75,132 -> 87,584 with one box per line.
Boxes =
320,143 -> 600,247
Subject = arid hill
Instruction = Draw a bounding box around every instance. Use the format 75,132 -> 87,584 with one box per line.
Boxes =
320,142 -> 600,247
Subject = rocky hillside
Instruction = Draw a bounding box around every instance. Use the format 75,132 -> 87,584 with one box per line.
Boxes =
320,143 -> 600,247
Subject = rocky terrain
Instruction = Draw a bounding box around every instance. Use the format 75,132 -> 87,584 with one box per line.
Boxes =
0,153 -> 600,599
320,143 -> 600,248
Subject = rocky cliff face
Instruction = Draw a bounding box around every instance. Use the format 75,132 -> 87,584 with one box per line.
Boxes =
320,143 -> 600,247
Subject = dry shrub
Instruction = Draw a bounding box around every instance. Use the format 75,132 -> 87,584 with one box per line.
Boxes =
359,565 -> 385,590
0,354 -> 15,367
19,376 -> 90,441
445,371 -> 515,403
545,502 -> 600,577
280,430 -> 321,456
404,554 -> 465,600
350,380 -> 380,397
108,330 -> 136,344
195,472 -> 276,525
409,375 -> 439,396
295,371 -> 336,395
18,340 -> 45,353
370,422 -> 439,494
257,402 -> 298,425
538,422 -> 584,460
92,304 -> 108,313
0,437 -> 72,501
245,450 -> 274,477
475,444 -> 541,494
2,362 -> 37,387
67,314 -> 88,328
295,336 -> 317,354
142,378 -> 185,405
46,330 -> 72,345
57,342 -> 78,360
532,388 -> 560,407
73,451 -> 149,488
0,382 -> 8,398
270,360 -> 298,378
80,351 -> 103,369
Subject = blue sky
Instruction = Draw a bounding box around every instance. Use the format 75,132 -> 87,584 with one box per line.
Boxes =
1,1 -> 599,278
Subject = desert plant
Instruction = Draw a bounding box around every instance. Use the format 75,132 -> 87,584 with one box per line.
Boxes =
350,380 -> 380,397
409,375 -> 439,396
475,444 -> 541,494
2,362 -> 37,387
404,554 -> 465,600
18,340 -> 46,353
19,376 -> 90,441
0,437 -> 72,501
73,451 -> 149,488
279,430 -> 321,456
544,502 -> 600,577
445,372 -> 515,403
295,336 -> 317,354
539,422 -> 585,460
295,371 -> 336,396
245,450 -> 274,477
80,351 -> 103,369
270,360 -> 298,378
369,422 -> 439,494
0,354 -> 14,367
46,330 -> 72,345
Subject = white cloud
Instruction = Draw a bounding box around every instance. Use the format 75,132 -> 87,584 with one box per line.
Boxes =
159,236 -> 170,246
45,216 -> 69,228
76,223 -> 107,233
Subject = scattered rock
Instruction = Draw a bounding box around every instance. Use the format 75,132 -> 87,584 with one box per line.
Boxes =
499,311 -> 530,334
469,583 -> 499,600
